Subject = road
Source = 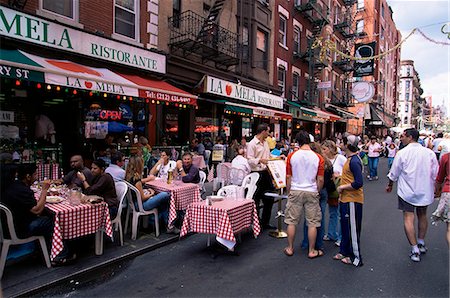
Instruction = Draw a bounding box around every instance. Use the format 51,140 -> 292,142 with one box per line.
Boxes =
40,158 -> 449,297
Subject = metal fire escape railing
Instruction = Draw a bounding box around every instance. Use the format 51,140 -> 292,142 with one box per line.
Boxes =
294,0 -> 330,106
168,10 -> 239,68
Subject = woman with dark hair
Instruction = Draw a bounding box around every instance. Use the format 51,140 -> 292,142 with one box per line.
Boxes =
77,159 -> 118,217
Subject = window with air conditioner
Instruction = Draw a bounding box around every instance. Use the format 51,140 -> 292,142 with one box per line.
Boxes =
278,65 -> 286,97
114,0 -> 139,40
293,26 -> 301,54
279,15 -> 287,47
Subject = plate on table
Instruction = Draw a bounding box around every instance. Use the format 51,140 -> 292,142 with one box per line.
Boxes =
208,195 -> 224,202
46,196 -> 64,203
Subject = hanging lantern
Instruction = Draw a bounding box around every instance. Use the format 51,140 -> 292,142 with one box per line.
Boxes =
36,83 -> 42,89
73,89 -> 77,95
46,85 -> 51,90
56,86 -> 61,91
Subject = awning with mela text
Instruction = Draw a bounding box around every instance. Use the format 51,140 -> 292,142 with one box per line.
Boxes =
0,49 -> 197,104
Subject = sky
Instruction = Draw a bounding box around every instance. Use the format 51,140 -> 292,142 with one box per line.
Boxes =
387,0 -> 449,111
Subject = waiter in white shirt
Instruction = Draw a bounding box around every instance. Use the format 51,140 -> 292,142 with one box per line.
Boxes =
386,128 -> 438,262
247,123 -> 275,230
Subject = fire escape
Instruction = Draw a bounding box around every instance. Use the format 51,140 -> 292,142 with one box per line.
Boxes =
168,0 -> 239,70
294,0 -> 330,106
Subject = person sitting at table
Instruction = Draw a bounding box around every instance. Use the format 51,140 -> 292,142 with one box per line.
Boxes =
231,145 -> 251,185
143,149 -> 177,182
125,156 -> 173,232
2,164 -> 79,265
105,151 -> 126,182
56,155 -> 93,189
176,152 -> 200,183
77,159 -> 119,218
191,138 -> 205,156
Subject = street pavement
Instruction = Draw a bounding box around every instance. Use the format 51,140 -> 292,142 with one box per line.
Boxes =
37,158 -> 449,297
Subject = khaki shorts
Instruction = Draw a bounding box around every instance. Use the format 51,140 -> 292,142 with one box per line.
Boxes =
284,190 -> 321,227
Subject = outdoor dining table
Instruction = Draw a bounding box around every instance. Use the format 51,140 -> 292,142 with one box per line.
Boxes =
35,189 -> 113,261
180,198 -> 260,250
145,179 -> 201,229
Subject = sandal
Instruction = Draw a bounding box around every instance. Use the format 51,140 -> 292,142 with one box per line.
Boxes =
341,257 -> 352,265
308,249 -> 324,259
283,247 -> 294,257
333,253 -> 345,260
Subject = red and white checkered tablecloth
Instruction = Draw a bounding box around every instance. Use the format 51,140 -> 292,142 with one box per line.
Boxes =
146,180 -> 200,228
180,199 -> 260,249
44,200 -> 113,260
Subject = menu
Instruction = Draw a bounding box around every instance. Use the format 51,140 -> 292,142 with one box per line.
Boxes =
267,159 -> 286,189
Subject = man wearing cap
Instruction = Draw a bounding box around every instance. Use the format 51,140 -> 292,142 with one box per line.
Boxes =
386,128 -> 438,262
333,134 -> 364,267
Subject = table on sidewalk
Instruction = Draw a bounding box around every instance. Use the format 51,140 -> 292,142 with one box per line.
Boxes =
45,200 -> 113,260
180,199 -> 260,250
145,180 -> 201,229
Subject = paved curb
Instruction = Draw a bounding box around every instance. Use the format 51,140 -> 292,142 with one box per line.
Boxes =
12,235 -> 181,297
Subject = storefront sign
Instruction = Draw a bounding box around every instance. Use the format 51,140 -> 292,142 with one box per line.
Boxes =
317,81 -> 332,90
205,76 -> 283,109
354,42 -> 376,77
0,64 -> 44,81
0,111 -> 14,122
142,90 -> 196,105
254,108 -> 275,117
352,81 -> 374,103
368,120 -> 383,126
99,110 -> 122,120
0,6 -> 166,74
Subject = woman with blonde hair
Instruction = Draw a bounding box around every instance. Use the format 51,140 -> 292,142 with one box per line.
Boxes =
125,156 -> 173,232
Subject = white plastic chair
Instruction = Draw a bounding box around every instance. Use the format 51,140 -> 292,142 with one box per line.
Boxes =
0,203 -> 51,279
111,181 -> 128,246
241,172 -> 260,200
123,181 -> 160,240
217,185 -> 245,199
228,167 -> 247,186
216,163 -> 232,188
198,170 -> 207,195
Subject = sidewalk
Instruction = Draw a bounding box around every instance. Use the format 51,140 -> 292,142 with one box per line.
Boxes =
1,182 -> 215,297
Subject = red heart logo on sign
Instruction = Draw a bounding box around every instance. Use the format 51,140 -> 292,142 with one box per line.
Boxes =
85,81 -> 93,89
225,84 -> 232,96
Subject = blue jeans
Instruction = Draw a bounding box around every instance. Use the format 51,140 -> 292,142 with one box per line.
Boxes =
388,157 -> 394,170
302,189 -> 327,250
327,204 -> 341,241
135,192 -> 170,224
368,157 -> 379,178
28,216 -> 54,249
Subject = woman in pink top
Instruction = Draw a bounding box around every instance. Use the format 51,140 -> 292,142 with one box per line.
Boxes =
432,152 -> 450,246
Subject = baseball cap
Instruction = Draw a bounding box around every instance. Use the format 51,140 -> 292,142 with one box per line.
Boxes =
346,134 -> 359,147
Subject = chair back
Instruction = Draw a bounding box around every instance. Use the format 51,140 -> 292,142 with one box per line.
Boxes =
241,172 -> 260,200
0,203 -> 19,241
228,167 -> 247,186
198,170 -> 207,192
217,185 -> 245,199
216,163 -> 232,186
204,150 -> 211,162
123,181 -> 145,213
113,181 -> 128,220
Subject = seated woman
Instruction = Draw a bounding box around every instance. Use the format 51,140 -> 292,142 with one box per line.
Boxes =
230,145 -> 251,185
78,159 -> 119,218
125,156 -> 172,230
143,149 -> 177,182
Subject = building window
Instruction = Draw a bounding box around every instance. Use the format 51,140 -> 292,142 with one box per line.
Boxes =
405,92 -> 410,101
381,4 -> 385,18
356,19 -> 364,34
241,25 -> 249,61
256,29 -> 268,70
278,65 -> 286,97
292,72 -> 300,100
334,5 -> 341,24
406,67 -> 411,76
173,0 -> 181,28
279,15 -> 287,47
405,81 -> 410,91
42,0 -> 74,19
404,116 -> 408,124
405,104 -> 409,113
114,0 -> 138,40
293,26 -> 301,54
357,0 -> 364,10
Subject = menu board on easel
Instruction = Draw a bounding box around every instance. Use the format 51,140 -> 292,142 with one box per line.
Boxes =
267,159 -> 286,189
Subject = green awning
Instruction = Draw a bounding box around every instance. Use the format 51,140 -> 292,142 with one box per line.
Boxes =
0,49 -> 45,82
225,105 -> 253,114
287,101 -> 317,116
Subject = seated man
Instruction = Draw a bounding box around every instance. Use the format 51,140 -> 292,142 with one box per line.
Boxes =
56,155 -> 93,189
143,149 -> 177,182
191,138 -> 205,156
105,151 -> 126,182
176,152 -> 200,183
3,164 -> 54,246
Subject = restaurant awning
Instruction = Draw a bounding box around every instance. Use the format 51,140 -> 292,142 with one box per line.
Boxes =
325,103 -> 359,119
225,102 -> 292,120
367,105 -> 386,126
0,49 -> 197,104
313,107 -> 341,121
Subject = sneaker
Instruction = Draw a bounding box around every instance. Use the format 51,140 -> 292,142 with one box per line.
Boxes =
418,243 -> 427,254
410,252 -> 421,262
334,240 -> 341,247
323,235 -> 331,241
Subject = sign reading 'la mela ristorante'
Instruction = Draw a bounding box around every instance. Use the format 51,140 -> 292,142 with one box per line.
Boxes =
0,6 -> 166,74
205,76 -> 283,109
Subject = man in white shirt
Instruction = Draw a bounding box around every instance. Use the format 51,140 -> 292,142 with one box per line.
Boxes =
231,145 -> 251,185
283,131 -> 324,258
247,123 -> 275,229
105,152 -> 126,182
386,128 -> 438,262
